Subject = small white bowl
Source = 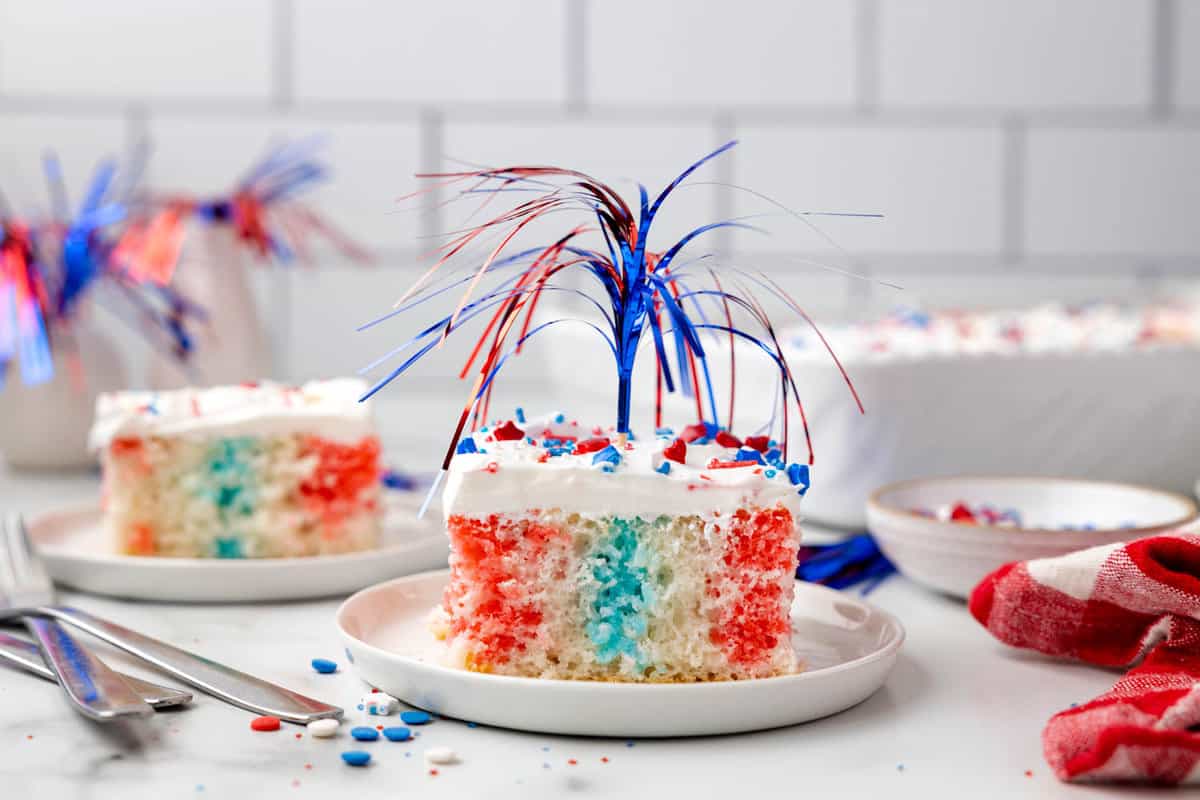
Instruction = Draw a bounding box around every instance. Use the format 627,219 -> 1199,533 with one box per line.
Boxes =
866,476 -> 1199,599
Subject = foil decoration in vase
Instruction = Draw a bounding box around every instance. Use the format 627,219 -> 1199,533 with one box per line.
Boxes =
117,138 -> 369,389
0,153 -> 201,470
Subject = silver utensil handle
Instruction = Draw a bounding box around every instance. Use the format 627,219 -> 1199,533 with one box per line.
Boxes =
24,616 -> 153,721
0,632 -> 192,708
42,606 -> 342,724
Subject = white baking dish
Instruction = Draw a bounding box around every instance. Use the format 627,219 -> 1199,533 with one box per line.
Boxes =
543,306 -> 1200,530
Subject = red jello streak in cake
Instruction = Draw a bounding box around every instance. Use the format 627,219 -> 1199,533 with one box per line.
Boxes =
298,436 -> 382,532
710,507 -> 796,667
127,522 -> 157,555
110,437 -> 152,474
443,514 -> 562,669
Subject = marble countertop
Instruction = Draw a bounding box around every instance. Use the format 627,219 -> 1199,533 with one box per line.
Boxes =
0,467 -> 1167,799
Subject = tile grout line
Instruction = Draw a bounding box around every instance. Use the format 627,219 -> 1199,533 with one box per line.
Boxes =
7,94 -> 1200,129
1152,0 -> 1175,119
1001,115 -> 1027,264
272,0 -> 295,111
1135,261 -> 1164,297
853,0 -> 882,314
418,108 -> 444,246
269,0 -> 294,376
123,103 -> 150,155
566,0 -> 588,113
712,112 -> 736,255
855,0 -> 880,113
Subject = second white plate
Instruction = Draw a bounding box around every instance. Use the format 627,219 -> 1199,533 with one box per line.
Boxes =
30,498 -> 448,603
338,570 -> 905,737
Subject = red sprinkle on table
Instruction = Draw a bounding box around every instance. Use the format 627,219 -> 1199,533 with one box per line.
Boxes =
251,716 -> 281,732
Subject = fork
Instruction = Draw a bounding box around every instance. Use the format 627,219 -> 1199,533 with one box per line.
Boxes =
0,631 -> 192,708
6,515 -> 342,724
0,514 -> 153,720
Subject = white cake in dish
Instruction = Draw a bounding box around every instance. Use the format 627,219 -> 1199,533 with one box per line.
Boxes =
548,299 -> 1200,528
89,379 -> 382,558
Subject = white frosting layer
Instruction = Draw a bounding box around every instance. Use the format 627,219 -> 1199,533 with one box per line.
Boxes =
787,300 -> 1200,363
442,415 -> 808,519
88,378 -> 375,449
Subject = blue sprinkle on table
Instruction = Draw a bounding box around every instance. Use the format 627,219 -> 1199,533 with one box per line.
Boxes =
382,727 -> 411,742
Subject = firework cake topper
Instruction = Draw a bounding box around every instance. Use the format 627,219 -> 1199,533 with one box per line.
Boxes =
362,141 -> 868,495
0,150 -> 202,388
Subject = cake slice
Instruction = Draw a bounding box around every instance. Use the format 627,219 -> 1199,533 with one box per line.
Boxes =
90,379 -> 382,558
430,415 -> 809,682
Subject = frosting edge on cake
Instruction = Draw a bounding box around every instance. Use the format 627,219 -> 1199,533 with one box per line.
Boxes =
88,378 -> 374,449
442,414 -> 808,519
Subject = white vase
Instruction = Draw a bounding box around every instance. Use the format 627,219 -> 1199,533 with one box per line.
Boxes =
0,317 -> 128,471
149,224 -> 273,389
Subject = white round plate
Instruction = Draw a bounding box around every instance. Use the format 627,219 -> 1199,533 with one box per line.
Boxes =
29,497 -> 448,603
337,570 -> 904,737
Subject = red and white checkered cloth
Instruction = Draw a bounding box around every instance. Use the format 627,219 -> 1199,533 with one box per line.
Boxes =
970,528 -> 1200,785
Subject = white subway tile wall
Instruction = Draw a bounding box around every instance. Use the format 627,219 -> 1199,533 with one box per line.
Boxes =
0,112 -> 128,208
145,117 -> 424,250
293,0 -> 567,105
0,0 -> 1196,386
1174,0 -> 1200,108
878,0 -> 1153,109
443,119 -> 721,249
587,0 -> 857,107
1027,127 -> 1200,256
732,125 -> 1005,254
0,0 -> 274,101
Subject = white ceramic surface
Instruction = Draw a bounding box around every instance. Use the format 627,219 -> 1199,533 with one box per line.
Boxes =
866,476 -> 1200,599
29,498 -> 448,603
3,463 -> 1186,798
337,570 -> 904,738
544,324 -> 1200,529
